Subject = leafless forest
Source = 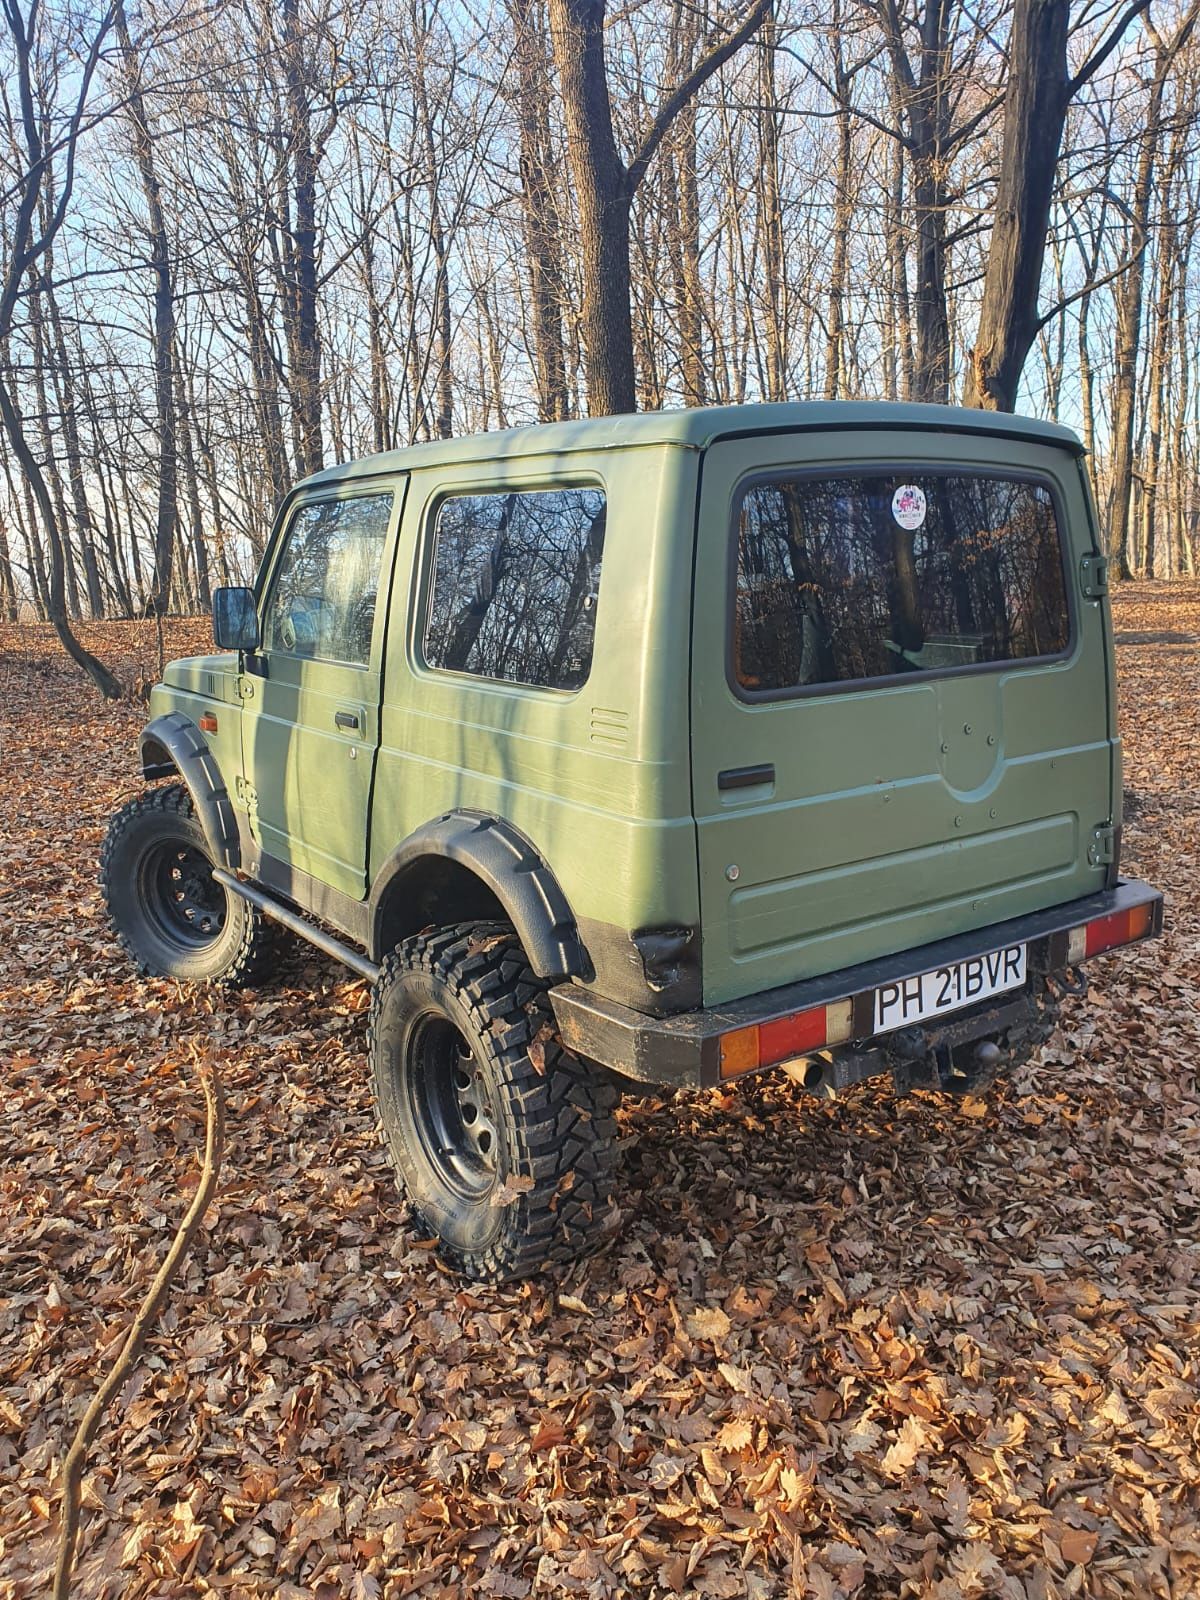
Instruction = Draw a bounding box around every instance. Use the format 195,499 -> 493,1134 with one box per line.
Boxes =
2,0 -> 1200,696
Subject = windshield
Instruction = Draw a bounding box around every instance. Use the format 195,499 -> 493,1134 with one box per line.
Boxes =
733,470 -> 1070,695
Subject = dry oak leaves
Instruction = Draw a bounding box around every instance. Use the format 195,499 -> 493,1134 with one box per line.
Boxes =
1,590 -> 1198,1598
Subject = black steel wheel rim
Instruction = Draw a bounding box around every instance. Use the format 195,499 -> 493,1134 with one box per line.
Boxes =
139,839 -> 227,949
405,1012 -> 501,1201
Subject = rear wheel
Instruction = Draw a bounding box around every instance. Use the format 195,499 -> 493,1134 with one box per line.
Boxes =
369,921 -> 620,1281
100,784 -> 271,986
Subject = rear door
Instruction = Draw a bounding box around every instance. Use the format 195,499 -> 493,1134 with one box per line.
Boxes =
690,428 -> 1113,1007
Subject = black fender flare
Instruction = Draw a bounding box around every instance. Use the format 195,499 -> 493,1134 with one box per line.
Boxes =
369,810 -> 587,981
139,711 -> 240,870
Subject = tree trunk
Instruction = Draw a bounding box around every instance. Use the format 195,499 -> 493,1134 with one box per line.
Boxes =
757,8 -> 788,402
280,0 -> 325,474
824,5 -> 854,401
964,0 -> 1070,411
412,6 -> 454,439
116,2 -> 179,615
909,155 -> 950,403
1109,35 -> 1171,575
1170,221 -> 1194,577
174,357 -> 211,610
43,271 -> 105,615
668,0 -> 706,406
0,375 -> 123,695
548,0 -> 768,416
0,514 -> 17,620
547,0 -> 636,415
508,0 -> 569,421
888,76 -> 914,399
876,0 -> 954,405
26,275 -> 82,618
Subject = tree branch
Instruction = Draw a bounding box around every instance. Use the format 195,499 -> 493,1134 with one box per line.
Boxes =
1068,0 -> 1152,95
52,1062 -> 225,1600
625,0 -> 773,194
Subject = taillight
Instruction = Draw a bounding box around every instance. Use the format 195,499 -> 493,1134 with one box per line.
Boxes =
199,713 -> 218,734
1066,901 -> 1155,963
720,999 -> 853,1081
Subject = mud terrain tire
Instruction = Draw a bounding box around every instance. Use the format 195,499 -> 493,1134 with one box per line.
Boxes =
100,784 -> 271,986
370,921 -> 620,1281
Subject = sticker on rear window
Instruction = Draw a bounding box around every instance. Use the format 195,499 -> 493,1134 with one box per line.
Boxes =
891,484 -> 927,530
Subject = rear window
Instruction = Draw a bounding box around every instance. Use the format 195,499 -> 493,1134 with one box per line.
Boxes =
733,471 -> 1070,695
423,486 -> 606,690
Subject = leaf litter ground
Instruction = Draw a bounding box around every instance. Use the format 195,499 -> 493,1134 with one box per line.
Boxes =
0,587 -> 1198,1599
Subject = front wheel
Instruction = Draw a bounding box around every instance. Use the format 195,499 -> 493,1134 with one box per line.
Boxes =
100,784 -> 272,986
369,922 -> 620,1281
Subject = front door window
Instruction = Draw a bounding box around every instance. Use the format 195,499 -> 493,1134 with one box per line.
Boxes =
264,494 -> 394,666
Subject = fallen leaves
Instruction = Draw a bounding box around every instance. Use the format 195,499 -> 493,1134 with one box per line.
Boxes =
685,1306 -> 731,1343
489,1174 -> 534,1208
1,597 -> 1199,1597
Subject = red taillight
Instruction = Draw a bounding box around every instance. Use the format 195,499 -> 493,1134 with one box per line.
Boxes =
1083,902 -> 1154,958
199,713 -> 218,734
1068,902 -> 1155,962
720,999 -> 853,1080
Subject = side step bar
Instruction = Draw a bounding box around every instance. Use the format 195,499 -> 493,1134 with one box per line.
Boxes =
212,868 -> 380,983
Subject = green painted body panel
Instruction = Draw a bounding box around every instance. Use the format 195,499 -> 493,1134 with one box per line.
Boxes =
159,653 -> 240,704
152,658 -> 242,787
368,442 -> 700,939
235,485 -> 405,898
689,428 -> 1115,1005
299,401 -> 1082,485
147,401 -> 1118,1017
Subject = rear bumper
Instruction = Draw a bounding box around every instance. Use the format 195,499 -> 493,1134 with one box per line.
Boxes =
550,878 -> 1163,1089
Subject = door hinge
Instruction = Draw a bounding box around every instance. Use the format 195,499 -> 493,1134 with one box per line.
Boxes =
1079,554 -> 1108,598
1088,824 -> 1116,868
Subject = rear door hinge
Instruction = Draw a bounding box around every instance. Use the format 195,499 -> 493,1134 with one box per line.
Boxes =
1088,824 -> 1116,868
1079,554 -> 1108,598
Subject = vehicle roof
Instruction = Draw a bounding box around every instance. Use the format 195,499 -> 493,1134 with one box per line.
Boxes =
299,401 -> 1084,489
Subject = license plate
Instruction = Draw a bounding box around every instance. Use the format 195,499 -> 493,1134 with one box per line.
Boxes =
873,945 -> 1027,1035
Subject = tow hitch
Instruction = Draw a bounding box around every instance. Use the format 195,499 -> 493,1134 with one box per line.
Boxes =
882,977 -> 1066,1095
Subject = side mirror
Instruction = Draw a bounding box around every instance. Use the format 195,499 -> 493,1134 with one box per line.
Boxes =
212,586 -> 260,652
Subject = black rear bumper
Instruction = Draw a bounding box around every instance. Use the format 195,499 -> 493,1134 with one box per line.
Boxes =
549,879 -> 1163,1089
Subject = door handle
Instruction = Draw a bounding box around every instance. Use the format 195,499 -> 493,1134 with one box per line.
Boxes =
718,763 -> 774,791
334,710 -> 360,732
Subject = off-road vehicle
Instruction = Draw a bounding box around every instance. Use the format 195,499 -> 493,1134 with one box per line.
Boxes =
102,402 -> 1163,1280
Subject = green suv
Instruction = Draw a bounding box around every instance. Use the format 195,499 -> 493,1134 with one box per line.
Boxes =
101,402 -> 1162,1280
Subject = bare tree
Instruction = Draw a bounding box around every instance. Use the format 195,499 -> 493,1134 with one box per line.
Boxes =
964,0 -> 1161,412
0,0 -> 122,695
546,0 -> 772,415
114,0 -> 181,614
1108,3 -> 1200,572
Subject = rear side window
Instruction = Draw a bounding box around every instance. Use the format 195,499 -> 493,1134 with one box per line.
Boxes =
423,486 -> 606,690
733,471 -> 1070,694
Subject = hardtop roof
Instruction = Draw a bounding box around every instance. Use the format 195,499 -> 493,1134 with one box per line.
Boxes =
299,400 -> 1084,490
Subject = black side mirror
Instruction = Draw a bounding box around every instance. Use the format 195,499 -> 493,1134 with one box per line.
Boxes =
212,586 -> 260,651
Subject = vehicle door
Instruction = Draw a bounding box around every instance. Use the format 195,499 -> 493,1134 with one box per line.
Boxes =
241,482 -> 405,900
689,429 -> 1112,1006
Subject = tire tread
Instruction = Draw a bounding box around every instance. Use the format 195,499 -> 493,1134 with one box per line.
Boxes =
369,920 -> 620,1281
99,784 -> 272,987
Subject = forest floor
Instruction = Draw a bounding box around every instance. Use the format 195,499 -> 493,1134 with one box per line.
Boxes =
0,588 -> 1198,1600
